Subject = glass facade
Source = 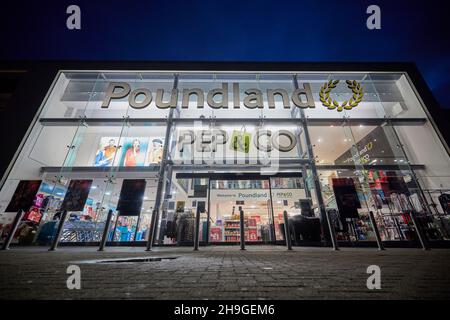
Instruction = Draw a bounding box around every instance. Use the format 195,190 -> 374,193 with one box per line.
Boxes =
0,70 -> 449,248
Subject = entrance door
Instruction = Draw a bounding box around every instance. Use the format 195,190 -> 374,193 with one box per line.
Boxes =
209,179 -> 275,244
175,172 -> 305,246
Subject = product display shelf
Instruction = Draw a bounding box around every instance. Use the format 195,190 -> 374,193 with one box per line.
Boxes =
224,219 -> 241,242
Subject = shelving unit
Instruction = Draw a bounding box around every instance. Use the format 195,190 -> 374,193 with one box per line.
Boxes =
224,219 -> 240,242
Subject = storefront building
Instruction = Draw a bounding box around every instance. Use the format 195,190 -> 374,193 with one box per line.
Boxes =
0,62 -> 449,248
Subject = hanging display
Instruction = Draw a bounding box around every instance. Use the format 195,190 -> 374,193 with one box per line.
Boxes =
5,180 -> 42,212
61,180 -> 93,212
332,178 -> 361,219
116,179 -> 146,216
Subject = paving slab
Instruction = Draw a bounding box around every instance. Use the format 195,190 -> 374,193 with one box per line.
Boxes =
0,246 -> 449,299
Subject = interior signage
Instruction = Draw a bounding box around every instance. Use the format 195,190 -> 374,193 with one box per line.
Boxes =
335,126 -> 395,165
101,82 -> 315,110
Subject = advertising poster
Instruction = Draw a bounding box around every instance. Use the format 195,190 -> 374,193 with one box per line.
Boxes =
94,137 -> 120,167
176,201 -> 185,213
61,180 -> 93,212
118,137 -> 149,167
5,180 -> 42,212
116,179 -> 146,216
331,178 -> 361,219
145,137 -> 164,165
209,227 -> 222,241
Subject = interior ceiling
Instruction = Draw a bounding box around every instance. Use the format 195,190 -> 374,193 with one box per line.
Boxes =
309,125 -> 375,164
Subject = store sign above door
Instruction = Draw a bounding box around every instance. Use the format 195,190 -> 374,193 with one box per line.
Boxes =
100,80 -> 364,112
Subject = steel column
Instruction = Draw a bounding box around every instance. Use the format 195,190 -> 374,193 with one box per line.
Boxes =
49,210 -> 68,251
146,75 -> 178,251
293,75 -> 339,250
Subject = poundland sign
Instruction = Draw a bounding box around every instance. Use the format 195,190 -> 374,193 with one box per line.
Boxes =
101,82 -> 315,110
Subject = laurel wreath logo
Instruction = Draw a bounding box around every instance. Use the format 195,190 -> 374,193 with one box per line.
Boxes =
319,79 -> 364,112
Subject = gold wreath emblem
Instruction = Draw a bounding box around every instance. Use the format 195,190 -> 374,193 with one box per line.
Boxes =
319,79 -> 364,112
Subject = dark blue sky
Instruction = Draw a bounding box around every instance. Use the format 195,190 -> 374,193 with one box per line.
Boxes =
1,0 -> 449,108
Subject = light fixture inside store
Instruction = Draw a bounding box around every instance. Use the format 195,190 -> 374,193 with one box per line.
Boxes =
105,192 -> 111,195
317,138 -> 322,142
91,185 -> 97,189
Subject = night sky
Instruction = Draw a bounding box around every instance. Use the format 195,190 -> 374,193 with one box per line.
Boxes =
0,0 -> 449,108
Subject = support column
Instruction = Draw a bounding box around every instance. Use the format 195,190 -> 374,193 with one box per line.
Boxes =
49,210 -> 68,251
409,211 -> 429,250
368,211 -> 385,250
239,206 -> 245,250
283,210 -> 292,250
146,75 -> 178,251
293,75 -> 339,250
194,204 -> 201,251
98,209 -> 114,251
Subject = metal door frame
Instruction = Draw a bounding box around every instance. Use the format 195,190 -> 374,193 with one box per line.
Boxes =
176,171 -> 303,246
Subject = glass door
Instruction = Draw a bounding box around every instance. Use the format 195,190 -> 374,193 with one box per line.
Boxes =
209,179 -> 274,244
269,176 -> 321,244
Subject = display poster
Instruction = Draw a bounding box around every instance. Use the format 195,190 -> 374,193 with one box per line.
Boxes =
385,171 -> 410,195
94,137 -> 120,167
332,178 -> 361,219
197,201 -> 206,213
145,137 -> 164,165
116,179 -> 146,216
5,180 -> 42,212
118,137 -> 149,167
298,199 -> 314,217
61,179 -> 93,212
176,201 -> 185,213
210,227 -> 222,241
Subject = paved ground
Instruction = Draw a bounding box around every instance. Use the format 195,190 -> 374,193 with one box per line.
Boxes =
1,245 -> 450,300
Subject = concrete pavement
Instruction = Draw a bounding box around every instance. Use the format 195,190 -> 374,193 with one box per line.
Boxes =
1,245 -> 449,299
